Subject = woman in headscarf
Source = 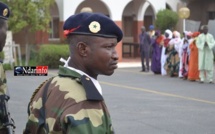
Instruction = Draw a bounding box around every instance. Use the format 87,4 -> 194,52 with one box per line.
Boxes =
178,31 -> 188,78
181,39 -> 190,79
151,30 -> 164,74
161,29 -> 172,75
181,32 -> 193,79
188,32 -> 200,81
165,31 -> 181,77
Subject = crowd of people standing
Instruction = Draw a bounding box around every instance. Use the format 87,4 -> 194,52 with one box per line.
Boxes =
139,25 -> 215,83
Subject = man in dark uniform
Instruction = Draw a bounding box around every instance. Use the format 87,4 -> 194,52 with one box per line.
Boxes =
0,2 -> 15,133
23,12 -> 123,134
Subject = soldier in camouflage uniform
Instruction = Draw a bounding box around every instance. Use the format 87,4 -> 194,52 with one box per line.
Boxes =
0,1 -> 10,132
0,2 -> 9,95
23,12 -> 123,134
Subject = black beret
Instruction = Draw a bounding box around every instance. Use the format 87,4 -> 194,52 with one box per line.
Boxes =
63,12 -> 123,42
0,2 -> 10,20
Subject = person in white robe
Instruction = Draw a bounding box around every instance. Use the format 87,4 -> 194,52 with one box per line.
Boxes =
196,25 -> 215,83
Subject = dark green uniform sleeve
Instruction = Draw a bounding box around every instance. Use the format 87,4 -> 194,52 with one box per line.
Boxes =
0,63 -> 7,95
0,63 -> 8,131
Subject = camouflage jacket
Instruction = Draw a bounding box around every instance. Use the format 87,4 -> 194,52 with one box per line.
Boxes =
24,66 -> 114,134
0,62 -> 7,95
0,61 -> 7,129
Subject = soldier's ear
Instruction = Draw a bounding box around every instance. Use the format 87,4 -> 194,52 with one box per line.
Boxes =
76,42 -> 88,57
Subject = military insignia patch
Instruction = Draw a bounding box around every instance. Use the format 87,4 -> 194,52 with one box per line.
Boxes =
89,21 -> 101,33
3,8 -> 8,16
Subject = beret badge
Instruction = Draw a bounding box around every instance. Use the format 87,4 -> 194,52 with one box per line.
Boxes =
3,8 -> 8,17
89,21 -> 101,33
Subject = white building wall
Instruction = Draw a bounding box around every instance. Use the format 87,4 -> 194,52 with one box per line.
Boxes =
63,0 -> 84,21
101,0 -> 131,21
59,0 -> 131,21
148,0 -> 166,13
57,0 -> 181,21
136,0 -> 166,21
75,0 -> 109,15
166,0 -> 181,11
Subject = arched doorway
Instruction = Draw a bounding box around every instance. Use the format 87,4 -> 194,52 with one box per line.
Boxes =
121,0 -> 156,58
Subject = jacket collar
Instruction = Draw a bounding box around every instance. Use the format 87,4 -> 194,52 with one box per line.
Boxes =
58,66 -> 103,101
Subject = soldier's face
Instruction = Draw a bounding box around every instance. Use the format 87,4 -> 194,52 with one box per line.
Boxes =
85,36 -> 118,78
0,21 -> 7,51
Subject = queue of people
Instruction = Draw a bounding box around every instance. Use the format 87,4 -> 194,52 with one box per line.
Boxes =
139,25 -> 215,83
